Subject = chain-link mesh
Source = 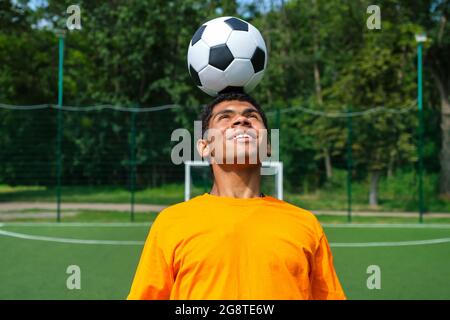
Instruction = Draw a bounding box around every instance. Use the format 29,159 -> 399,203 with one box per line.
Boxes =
0,102 -> 444,222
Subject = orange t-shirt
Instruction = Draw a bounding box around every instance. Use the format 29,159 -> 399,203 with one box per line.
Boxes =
127,193 -> 346,300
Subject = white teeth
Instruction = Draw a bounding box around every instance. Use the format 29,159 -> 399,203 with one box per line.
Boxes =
234,134 -> 251,139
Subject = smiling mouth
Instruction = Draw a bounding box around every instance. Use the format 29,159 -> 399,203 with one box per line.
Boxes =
232,133 -> 254,142
226,130 -> 257,142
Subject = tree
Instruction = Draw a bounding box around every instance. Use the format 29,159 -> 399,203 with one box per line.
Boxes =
418,0 -> 450,196
325,1 -> 420,206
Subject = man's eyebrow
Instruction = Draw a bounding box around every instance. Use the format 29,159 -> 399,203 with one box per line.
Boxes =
241,107 -> 260,116
212,107 -> 259,120
211,109 -> 235,120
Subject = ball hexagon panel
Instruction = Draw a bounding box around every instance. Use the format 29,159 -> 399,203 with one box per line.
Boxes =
248,24 -> 267,53
248,24 -> 268,69
223,59 -> 255,87
187,39 -> 210,72
198,65 -> 228,93
209,44 -> 234,71
226,31 -> 257,59
201,21 -> 233,47
244,71 -> 265,93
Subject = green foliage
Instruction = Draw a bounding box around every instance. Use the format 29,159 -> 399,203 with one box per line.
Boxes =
0,0 -> 448,204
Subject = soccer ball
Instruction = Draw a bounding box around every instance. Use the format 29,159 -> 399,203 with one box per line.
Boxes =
187,16 -> 268,96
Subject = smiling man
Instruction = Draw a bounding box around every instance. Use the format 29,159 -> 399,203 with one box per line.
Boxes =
127,92 -> 346,300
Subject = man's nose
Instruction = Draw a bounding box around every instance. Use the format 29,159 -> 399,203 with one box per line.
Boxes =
232,115 -> 251,127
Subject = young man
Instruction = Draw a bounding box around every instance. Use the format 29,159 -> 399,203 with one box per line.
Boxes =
127,93 -> 346,300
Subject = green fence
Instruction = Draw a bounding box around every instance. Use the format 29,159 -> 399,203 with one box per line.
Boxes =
0,100 -> 447,223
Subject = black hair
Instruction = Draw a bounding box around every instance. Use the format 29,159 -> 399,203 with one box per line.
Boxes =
200,92 -> 269,137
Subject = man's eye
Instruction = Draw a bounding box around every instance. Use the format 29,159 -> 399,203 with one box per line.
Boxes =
218,115 -> 229,120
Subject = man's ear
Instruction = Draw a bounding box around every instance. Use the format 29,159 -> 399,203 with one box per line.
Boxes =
196,139 -> 210,160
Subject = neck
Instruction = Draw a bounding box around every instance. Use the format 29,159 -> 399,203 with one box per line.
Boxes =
210,164 -> 261,198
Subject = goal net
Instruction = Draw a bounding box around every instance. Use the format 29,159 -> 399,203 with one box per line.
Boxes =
184,161 -> 283,201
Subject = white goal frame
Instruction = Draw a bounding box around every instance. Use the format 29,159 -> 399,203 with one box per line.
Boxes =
184,161 -> 283,201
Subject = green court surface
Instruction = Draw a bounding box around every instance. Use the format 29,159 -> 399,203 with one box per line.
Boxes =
0,222 -> 449,300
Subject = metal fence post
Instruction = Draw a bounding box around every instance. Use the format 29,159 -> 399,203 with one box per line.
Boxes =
417,41 -> 425,223
347,107 -> 353,223
56,30 -> 65,223
130,109 -> 137,222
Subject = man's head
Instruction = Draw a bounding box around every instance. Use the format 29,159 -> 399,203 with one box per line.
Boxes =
197,92 -> 270,166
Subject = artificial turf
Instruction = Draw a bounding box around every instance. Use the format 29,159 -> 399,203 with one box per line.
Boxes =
0,222 -> 449,299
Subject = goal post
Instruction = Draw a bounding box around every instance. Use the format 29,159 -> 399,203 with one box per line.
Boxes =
184,161 -> 283,201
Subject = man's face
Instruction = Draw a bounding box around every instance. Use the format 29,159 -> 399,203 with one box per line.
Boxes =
198,100 -> 269,165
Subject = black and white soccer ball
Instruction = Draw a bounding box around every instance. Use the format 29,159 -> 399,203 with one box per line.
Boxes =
187,16 -> 268,96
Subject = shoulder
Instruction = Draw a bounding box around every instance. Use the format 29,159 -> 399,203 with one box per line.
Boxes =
151,195 -> 206,227
264,196 -> 324,235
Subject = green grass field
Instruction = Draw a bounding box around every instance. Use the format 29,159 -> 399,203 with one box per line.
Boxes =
1,177 -> 449,300
1,220 -> 449,300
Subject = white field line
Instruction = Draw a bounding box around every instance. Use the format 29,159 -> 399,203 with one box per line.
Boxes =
322,223 -> 450,229
0,222 -> 152,227
0,226 -> 449,247
0,229 -> 145,245
2,222 -> 450,229
331,238 -> 450,248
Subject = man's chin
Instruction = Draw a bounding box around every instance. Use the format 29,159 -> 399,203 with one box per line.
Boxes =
213,154 -> 262,166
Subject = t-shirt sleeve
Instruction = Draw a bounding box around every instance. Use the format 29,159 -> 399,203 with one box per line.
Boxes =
310,232 -> 346,300
127,216 -> 173,300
